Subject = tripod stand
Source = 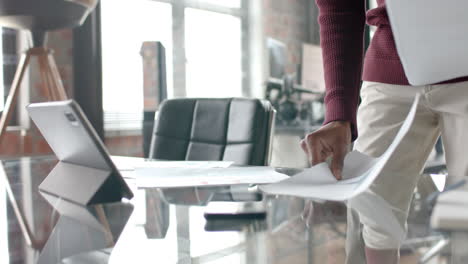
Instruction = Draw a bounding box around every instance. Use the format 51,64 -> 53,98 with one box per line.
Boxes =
0,40 -> 68,250
0,45 -> 68,144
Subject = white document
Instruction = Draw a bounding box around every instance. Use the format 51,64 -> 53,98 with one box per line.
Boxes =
111,155 -> 233,171
135,166 -> 289,188
111,156 -> 148,171
259,94 -> 420,201
134,161 -> 234,169
386,0 -> 468,85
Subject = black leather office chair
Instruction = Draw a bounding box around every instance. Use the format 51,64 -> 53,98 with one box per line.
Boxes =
148,98 -> 276,166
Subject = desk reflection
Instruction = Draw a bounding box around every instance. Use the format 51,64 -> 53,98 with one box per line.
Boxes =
4,156 -> 455,264
37,198 -> 133,264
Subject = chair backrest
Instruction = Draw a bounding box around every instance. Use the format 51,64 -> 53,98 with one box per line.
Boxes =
148,98 -> 275,166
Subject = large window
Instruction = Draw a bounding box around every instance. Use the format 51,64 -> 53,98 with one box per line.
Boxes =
199,0 -> 241,8
101,0 -> 246,133
0,28 -> 23,127
101,0 -> 173,131
185,8 -> 242,97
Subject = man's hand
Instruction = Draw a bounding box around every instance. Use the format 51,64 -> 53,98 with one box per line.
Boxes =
300,121 -> 352,180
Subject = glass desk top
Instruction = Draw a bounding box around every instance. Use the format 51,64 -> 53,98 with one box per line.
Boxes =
0,156 -> 465,264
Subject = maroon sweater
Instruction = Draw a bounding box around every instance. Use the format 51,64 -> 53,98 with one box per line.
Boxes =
316,0 -> 465,139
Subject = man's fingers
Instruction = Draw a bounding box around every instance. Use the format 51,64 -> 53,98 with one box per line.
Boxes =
302,137 -> 326,166
330,147 -> 346,180
307,134 -> 326,165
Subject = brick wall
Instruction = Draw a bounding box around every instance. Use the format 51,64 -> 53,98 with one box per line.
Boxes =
263,0 -> 317,74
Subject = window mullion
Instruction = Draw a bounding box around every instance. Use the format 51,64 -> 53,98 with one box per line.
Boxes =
241,0 -> 250,97
172,0 -> 187,97
154,0 -> 244,17
183,0 -> 243,17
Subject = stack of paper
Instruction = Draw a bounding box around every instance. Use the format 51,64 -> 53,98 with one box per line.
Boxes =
135,166 -> 289,188
260,94 -> 420,201
111,156 -> 233,171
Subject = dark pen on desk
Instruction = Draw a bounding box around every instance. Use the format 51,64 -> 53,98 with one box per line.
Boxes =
212,184 -> 262,202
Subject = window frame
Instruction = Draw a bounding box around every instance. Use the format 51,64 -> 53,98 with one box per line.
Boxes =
1,28 -> 32,132
99,0 -> 251,134
158,0 -> 250,97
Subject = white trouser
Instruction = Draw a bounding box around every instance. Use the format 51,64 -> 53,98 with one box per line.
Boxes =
345,81 -> 468,263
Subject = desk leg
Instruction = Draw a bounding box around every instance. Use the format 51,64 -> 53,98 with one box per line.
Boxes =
308,226 -> 314,264
451,232 -> 468,264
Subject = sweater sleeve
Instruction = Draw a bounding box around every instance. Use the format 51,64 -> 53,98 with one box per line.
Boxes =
316,0 -> 366,140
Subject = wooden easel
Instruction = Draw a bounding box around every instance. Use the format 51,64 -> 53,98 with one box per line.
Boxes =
0,46 -> 68,250
0,46 -> 68,145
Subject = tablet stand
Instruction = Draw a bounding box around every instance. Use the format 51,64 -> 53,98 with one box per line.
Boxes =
39,162 -> 127,206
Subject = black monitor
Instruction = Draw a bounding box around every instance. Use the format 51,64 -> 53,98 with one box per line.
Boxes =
267,38 -> 287,79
